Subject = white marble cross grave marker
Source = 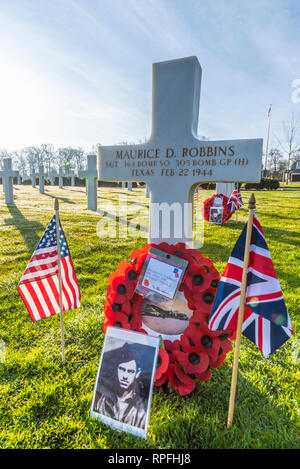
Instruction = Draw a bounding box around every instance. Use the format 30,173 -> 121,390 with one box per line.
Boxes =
79,154 -> 98,211
0,158 -> 19,204
68,169 -> 75,187
31,168 -> 36,188
98,56 -> 263,245
38,165 -> 47,194
50,169 -> 56,186
58,167 -> 64,189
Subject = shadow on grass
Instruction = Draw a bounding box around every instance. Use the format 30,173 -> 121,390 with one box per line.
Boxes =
219,220 -> 300,247
97,209 -> 148,234
99,194 -> 149,209
101,364 -> 297,449
5,204 -> 45,251
44,191 -> 76,205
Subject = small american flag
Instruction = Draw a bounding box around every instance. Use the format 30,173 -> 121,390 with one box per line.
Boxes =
18,214 -> 80,322
208,214 -> 293,357
227,187 -> 244,213
194,186 -> 199,202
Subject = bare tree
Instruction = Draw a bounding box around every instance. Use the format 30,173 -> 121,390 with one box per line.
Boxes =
23,146 -> 42,173
0,148 -> 11,167
277,113 -> 300,183
38,144 -> 55,175
268,148 -> 283,177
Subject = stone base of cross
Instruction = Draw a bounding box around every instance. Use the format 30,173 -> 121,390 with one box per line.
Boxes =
98,56 -> 263,245
69,170 -> 75,187
79,154 -> 98,211
216,183 -> 235,198
0,158 -> 19,205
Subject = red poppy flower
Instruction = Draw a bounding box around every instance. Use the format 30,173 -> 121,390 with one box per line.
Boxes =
195,368 -> 211,381
155,348 -> 169,380
164,339 -> 181,363
173,346 -> 209,375
130,244 -> 152,272
189,310 -> 210,331
126,307 -> 142,331
103,312 -> 130,333
168,364 -> 195,396
104,298 -> 131,318
208,331 -> 233,354
131,293 -> 144,315
183,325 -> 220,361
209,351 -> 226,368
108,275 -> 136,303
154,372 -> 168,387
156,242 -> 187,257
193,287 -> 217,313
116,260 -> 139,285
182,248 -> 206,265
184,269 -> 217,295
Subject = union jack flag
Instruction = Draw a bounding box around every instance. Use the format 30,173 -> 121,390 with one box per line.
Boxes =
227,187 -> 244,213
18,215 -> 81,322
208,214 -> 293,357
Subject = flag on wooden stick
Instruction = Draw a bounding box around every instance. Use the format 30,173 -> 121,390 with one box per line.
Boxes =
227,186 -> 244,213
193,186 -> 199,202
18,210 -> 81,322
208,194 -> 293,427
208,210 -> 293,357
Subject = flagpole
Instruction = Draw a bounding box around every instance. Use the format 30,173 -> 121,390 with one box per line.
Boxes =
54,198 -> 65,363
227,193 -> 256,428
264,105 -> 272,175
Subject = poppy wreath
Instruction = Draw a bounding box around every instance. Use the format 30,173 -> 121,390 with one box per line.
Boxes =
103,242 -> 234,396
202,193 -> 233,223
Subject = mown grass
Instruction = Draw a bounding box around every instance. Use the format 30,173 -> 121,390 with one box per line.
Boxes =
0,185 -> 299,449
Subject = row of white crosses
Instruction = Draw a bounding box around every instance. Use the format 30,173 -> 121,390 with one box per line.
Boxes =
98,56 -> 263,245
0,160 -> 79,205
30,167 -> 76,190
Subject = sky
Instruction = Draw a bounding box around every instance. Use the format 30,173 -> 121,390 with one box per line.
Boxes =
1,0 -> 300,154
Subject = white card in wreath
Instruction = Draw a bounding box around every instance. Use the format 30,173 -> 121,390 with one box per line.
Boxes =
213,196 -> 224,207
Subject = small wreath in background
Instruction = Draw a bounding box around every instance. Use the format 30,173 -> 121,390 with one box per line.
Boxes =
203,193 -> 233,223
103,243 -> 234,396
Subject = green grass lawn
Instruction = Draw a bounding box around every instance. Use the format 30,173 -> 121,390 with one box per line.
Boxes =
0,185 -> 299,449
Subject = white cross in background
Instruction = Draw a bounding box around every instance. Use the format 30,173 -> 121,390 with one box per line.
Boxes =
0,158 -> 19,205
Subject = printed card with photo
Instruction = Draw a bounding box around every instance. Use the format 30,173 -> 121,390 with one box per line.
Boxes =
90,327 -> 160,439
209,206 -> 224,224
212,196 -> 224,207
135,248 -> 188,300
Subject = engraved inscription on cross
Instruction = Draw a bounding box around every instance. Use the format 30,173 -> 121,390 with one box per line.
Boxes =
98,56 -> 263,244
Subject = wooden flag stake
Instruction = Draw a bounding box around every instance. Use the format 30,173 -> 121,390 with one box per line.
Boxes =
227,193 -> 256,428
54,198 -> 65,363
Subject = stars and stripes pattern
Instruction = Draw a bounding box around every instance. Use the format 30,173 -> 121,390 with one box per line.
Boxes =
227,186 -> 244,213
208,214 -> 293,357
18,214 -> 80,322
194,186 -> 199,202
